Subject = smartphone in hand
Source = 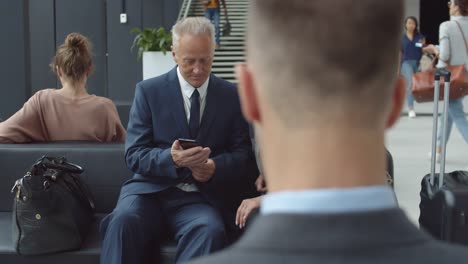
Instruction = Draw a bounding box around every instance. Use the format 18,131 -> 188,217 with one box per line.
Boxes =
178,138 -> 200,149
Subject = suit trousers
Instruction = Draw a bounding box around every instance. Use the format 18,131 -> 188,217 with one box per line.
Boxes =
100,187 -> 227,264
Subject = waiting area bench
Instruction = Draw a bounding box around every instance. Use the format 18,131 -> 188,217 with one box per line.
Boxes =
0,143 -> 394,264
0,143 -> 176,264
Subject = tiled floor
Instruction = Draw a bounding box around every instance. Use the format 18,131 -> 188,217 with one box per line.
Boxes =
387,113 -> 468,224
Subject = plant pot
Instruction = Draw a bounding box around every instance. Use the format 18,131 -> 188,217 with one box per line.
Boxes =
142,51 -> 176,80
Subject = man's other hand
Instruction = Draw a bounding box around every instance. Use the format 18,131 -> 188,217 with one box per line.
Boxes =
171,140 -> 211,168
190,159 -> 216,182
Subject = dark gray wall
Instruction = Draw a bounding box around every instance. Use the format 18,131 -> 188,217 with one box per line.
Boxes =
55,0 -> 108,96
109,0 -> 183,126
29,0 -> 56,94
0,0 -> 30,120
0,0 -> 183,125
107,0 -> 144,128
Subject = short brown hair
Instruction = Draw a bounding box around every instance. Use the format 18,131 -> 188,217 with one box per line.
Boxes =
248,0 -> 404,127
50,33 -> 94,82
455,0 -> 468,16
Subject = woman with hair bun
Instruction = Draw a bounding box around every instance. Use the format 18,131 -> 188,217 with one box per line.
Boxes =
0,33 -> 126,143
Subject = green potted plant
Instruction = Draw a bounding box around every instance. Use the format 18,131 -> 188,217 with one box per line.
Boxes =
131,27 -> 176,80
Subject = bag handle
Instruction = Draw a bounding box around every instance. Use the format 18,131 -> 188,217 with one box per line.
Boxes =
62,173 -> 96,210
32,156 -> 94,209
33,156 -> 84,174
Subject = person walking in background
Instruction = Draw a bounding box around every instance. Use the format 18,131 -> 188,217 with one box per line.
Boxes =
0,33 -> 126,143
426,0 -> 468,162
203,0 -> 227,49
400,16 -> 425,118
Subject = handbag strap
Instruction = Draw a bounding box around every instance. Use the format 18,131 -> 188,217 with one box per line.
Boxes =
35,156 -> 94,210
32,156 -> 84,174
436,20 -> 468,66
454,20 -> 468,56
62,173 -> 96,210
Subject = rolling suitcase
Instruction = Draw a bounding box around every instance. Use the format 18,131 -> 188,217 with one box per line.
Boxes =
419,69 -> 468,245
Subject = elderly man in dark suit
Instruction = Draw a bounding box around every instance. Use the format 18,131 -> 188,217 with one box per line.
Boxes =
100,17 -> 257,264
190,0 -> 468,263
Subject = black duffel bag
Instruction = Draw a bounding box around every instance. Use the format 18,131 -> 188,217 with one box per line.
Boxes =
11,156 -> 95,255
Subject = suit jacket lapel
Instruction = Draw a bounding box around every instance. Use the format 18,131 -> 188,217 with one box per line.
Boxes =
167,67 -> 191,139
197,74 -> 218,142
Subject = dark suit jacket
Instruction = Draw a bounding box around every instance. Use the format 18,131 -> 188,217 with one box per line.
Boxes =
190,209 -> 468,263
121,67 -> 258,214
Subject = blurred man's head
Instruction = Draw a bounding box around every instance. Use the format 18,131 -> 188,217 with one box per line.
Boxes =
236,0 -> 405,190
238,0 -> 404,129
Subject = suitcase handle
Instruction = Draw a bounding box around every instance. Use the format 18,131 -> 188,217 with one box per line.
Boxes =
430,69 -> 451,188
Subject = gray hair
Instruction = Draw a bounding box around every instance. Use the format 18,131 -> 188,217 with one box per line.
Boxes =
172,17 -> 216,51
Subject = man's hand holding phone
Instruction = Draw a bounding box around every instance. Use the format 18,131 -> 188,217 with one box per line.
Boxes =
171,139 -> 211,168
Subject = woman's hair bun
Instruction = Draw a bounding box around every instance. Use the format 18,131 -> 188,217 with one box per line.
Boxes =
50,32 -> 94,82
64,33 -> 89,52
